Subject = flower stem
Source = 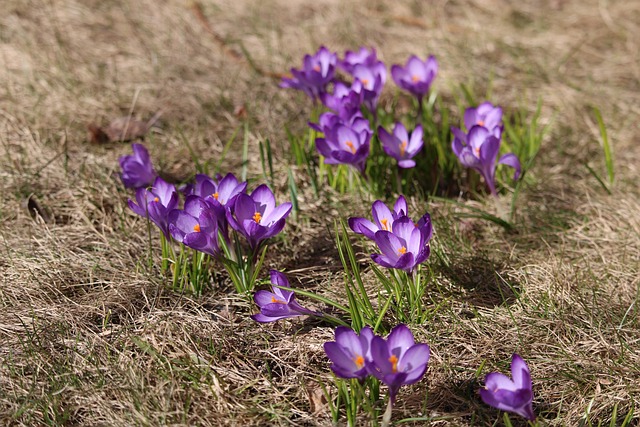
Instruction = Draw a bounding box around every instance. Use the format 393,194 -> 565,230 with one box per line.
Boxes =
381,397 -> 393,427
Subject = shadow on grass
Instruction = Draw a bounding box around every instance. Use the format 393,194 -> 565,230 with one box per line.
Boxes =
435,255 -> 520,309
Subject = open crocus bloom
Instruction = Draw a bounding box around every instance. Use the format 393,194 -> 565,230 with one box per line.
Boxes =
128,177 -> 178,238
227,184 -> 292,250
324,326 -> 374,381
391,55 -> 438,101
251,270 -> 318,323
379,123 -> 424,168
320,81 -> 364,121
339,47 -> 380,74
119,143 -> 157,189
452,125 -> 521,195
168,196 -> 220,257
315,121 -> 372,173
348,196 -> 409,241
366,324 -> 430,404
280,46 -> 337,101
480,354 -> 536,421
464,101 -> 503,139
352,62 -> 386,112
371,216 -> 431,273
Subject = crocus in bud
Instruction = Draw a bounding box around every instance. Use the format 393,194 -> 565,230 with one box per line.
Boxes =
168,196 -> 220,257
227,184 -> 292,250
315,118 -> 372,173
119,143 -> 157,189
128,177 -> 179,238
339,47 -> 380,74
479,354 -> 536,421
366,324 -> 430,404
452,125 -> 521,195
371,216 -> 431,273
391,55 -> 438,103
252,270 -> 319,323
348,196 -> 409,240
379,123 -> 424,168
464,101 -> 503,139
280,46 -> 337,101
324,326 -> 374,381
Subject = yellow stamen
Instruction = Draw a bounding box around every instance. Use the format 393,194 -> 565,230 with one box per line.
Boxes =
353,355 -> 365,368
381,218 -> 389,231
411,75 -> 420,82
153,197 -> 159,203
400,140 -> 408,156
345,140 -> 356,154
253,212 -> 262,223
398,246 -> 407,255
473,146 -> 480,157
193,224 -> 201,232
388,354 -> 398,373
270,296 -> 286,304
212,192 -> 219,200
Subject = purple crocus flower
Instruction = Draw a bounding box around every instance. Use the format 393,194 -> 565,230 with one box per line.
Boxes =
339,47 -> 380,74
168,196 -> 220,257
352,62 -> 386,112
320,81 -> 364,121
464,101 -> 503,139
227,184 -> 292,250
479,354 -> 536,421
366,324 -> 430,404
315,120 -> 372,173
190,173 -> 247,234
280,46 -> 337,101
324,326 -> 374,381
128,177 -> 179,238
452,125 -> 521,195
371,216 -> 431,273
379,123 -> 424,168
391,55 -> 438,102
349,196 -> 409,240
119,143 -> 157,189
252,270 -> 319,323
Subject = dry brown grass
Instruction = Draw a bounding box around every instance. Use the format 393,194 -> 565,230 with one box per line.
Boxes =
1,0 -> 639,425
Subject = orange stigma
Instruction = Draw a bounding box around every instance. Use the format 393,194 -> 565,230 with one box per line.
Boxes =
473,146 -> 480,157
313,65 -> 321,72
345,140 -> 356,154
353,355 -> 365,368
400,140 -> 408,156
361,78 -> 369,86
411,75 -> 420,82
270,296 -> 286,304
212,192 -> 219,200
477,120 -> 485,127
193,224 -> 201,232
153,197 -> 159,203
388,354 -> 398,373
253,212 -> 262,223
381,218 -> 389,231
398,246 -> 407,255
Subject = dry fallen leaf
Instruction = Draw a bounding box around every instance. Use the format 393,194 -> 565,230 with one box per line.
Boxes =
88,111 -> 162,144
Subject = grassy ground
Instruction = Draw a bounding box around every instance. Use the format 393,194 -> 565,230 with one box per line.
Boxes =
1,0 -> 639,425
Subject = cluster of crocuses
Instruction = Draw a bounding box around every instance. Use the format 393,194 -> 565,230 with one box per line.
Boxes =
282,46 -> 522,195
120,143 -> 292,293
282,46 -> 435,173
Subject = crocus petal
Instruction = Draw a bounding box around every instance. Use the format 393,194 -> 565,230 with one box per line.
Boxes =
348,217 -> 378,240
262,202 -> 292,225
479,136 -> 500,164
510,354 -> 532,390
254,290 -> 280,306
498,153 -> 522,181
387,324 -> 415,355
372,201 -> 394,231
399,344 -> 430,384
251,185 -> 276,216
